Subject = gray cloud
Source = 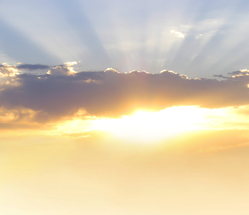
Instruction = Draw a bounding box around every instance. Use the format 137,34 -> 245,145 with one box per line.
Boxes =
0,67 -> 249,124
228,69 -> 249,76
0,63 -> 51,77
16,64 -> 50,70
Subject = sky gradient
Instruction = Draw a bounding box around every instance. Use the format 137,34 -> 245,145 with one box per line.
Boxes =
1,0 -> 249,77
1,0 -> 249,215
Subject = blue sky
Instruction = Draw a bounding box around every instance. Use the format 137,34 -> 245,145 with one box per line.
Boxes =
1,0 -> 249,78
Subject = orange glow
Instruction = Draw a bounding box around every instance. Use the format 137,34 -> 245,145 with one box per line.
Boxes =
91,106 -> 208,143
48,105 -> 249,144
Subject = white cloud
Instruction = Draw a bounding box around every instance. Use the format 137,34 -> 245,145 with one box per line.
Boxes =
170,30 -> 185,38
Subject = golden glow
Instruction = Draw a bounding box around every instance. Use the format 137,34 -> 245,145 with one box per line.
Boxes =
64,61 -> 79,66
91,106 -> 207,143
50,119 -> 92,138
48,105 -> 249,143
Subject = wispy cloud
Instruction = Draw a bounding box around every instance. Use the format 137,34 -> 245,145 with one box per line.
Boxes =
16,64 -> 50,70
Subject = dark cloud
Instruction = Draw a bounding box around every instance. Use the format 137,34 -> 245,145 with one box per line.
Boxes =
16,64 -> 50,70
0,63 -> 51,77
0,68 -> 249,123
228,69 -> 249,76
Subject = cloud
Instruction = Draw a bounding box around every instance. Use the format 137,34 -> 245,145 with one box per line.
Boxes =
1,66 -> 249,125
228,69 -> 249,77
16,64 -> 50,70
0,62 -> 79,78
0,63 -> 53,77
46,64 -> 77,76
0,64 -> 19,77
0,107 -> 43,130
170,30 -> 185,38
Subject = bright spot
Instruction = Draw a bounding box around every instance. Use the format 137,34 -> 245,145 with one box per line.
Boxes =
92,106 -> 207,143
170,30 -> 185,38
64,61 -> 78,66
52,106 -> 248,143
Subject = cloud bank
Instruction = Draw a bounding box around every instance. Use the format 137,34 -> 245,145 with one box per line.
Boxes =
0,64 -> 249,126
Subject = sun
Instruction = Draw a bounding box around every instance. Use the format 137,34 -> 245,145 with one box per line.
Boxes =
52,105 -> 242,144
91,106 -> 208,143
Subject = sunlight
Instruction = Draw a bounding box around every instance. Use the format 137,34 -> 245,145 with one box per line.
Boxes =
50,105 -> 249,144
92,106 -> 208,143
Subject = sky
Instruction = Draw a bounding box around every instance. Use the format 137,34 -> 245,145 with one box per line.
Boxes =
1,0 -> 249,215
1,0 -> 249,77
